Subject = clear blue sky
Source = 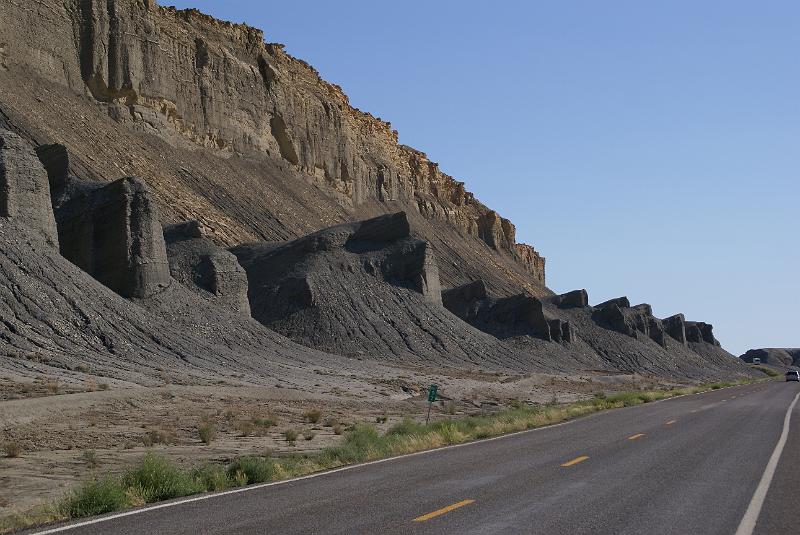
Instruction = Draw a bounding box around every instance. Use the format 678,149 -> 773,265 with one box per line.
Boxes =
169,0 -> 799,356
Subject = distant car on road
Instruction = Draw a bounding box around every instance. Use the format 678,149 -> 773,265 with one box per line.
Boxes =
753,357 -> 761,364
786,370 -> 800,382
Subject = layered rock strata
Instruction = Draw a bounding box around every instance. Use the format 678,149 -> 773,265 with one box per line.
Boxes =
0,130 -> 59,246
591,297 -> 719,350
441,280 -> 572,343
55,175 -> 171,298
230,212 -> 541,366
0,0 -> 545,288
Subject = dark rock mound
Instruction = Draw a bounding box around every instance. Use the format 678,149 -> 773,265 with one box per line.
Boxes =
595,296 -> 631,309
54,175 -> 171,298
551,289 -> 589,309
232,213 -> 546,368
551,303 -> 751,380
591,299 -> 666,348
442,280 -> 573,343
0,130 -> 58,246
663,314 -> 687,344
685,321 -> 720,346
740,348 -> 800,367
0,219 -> 394,392
163,220 -> 251,316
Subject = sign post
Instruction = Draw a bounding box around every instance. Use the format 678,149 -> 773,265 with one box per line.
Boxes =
425,384 -> 438,425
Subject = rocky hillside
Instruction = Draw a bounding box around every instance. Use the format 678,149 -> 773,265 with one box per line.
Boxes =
0,0 -> 544,298
740,349 -> 800,368
0,0 -> 754,384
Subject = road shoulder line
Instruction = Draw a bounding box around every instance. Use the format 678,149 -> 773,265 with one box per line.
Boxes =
734,391 -> 800,535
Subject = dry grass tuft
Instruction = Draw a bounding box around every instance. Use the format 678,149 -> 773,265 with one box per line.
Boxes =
303,409 -> 322,424
3,441 -> 22,458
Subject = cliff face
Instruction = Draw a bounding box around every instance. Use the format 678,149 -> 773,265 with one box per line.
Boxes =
0,0 -> 545,290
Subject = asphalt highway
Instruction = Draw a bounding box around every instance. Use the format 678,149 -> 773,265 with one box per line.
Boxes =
33,381 -> 800,535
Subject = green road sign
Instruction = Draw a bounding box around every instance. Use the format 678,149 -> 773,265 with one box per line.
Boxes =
427,384 -> 438,403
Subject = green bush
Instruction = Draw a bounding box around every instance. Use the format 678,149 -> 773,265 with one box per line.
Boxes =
226,456 -> 277,485
60,477 -> 128,518
386,418 -> 425,437
253,415 -> 278,429
283,429 -> 298,444
192,464 -> 229,492
122,454 -> 201,503
325,424 -> 383,464
198,423 -> 216,445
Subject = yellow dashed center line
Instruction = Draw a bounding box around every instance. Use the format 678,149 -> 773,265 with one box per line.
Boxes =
690,409 -> 699,413
414,499 -> 475,522
628,433 -> 645,440
665,419 -> 677,426
561,455 -> 590,467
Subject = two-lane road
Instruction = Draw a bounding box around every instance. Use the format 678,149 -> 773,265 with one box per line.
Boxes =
33,382 -> 800,534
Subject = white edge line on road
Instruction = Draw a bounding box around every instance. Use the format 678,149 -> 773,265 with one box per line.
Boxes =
31,382 -> 749,534
734,390 -> 800,535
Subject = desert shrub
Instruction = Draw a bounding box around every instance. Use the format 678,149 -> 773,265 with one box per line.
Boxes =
98,383 -> 110,391
509,398 -> 523,409
386,418 -> 425,437
235,420 -> 255,437
3,441 -> 22,458
283,429 -> 298,444
375,415 -> 388,423
122,454 -> 201,503
45,379 -> 60,394
303,431 -> 315,441
198,423 -> 216,445
192,464 -> 228,492
60,477 -> 128,518
436,423 -> 465,445
141,429 -> 172,447
332,424 -> 343,435
323,424 -> 382,464
226,456 -> 277,485
81,450 -> 100,469
303,409 -> 322,424
253,415 -> 278,428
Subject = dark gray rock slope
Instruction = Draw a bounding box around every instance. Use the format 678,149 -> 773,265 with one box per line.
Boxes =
0,218 -> 402,394
740,348 -> 800,368
164,220 -> 251,316
442,280 -> 572,343
231,212 -> 554,370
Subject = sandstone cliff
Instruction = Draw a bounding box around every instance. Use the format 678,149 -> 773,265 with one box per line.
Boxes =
0,0 -> 545,296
